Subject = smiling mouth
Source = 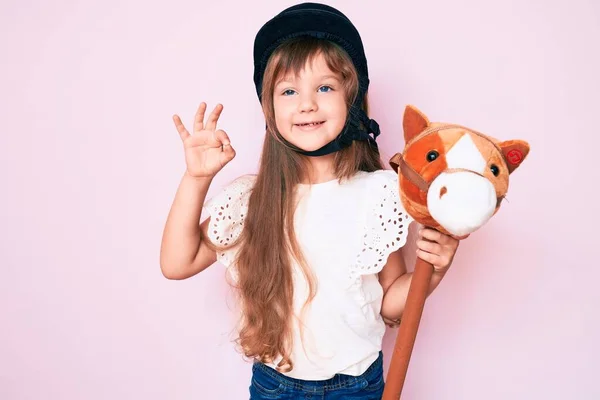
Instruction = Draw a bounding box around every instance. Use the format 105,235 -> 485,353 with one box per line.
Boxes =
295,121 -> 325,127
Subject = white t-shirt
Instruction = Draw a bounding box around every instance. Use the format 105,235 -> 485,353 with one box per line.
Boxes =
203,169 -> 413,380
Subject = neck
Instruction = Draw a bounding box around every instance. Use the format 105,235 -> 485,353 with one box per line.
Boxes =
301,153 -> 336,184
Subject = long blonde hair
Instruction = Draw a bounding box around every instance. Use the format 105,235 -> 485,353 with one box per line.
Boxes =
219,37 -> 383,372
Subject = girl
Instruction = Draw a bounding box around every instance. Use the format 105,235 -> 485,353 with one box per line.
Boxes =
160,3 -> 461,399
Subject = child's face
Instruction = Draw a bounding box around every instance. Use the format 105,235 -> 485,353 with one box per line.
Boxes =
273,53 -> 347,152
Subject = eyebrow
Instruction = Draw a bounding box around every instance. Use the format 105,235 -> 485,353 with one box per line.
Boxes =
275,74 -> 341,86
319,75 -> 341,81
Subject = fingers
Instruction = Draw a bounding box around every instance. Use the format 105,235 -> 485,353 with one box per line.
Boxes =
216,129 -> 236,164
416,249 -> 444,266
194,102 -> 207,133
172,115 -> 190,141
416,239 -> 449,267
420,228 -> 458,247
419,228 -> 442,243
383,316 -> 401,328
214,129 -> 231,146
205,103 -> 224,131
220,144 -> 236,165
416,239 -> 442,255
416,231 -> 457,271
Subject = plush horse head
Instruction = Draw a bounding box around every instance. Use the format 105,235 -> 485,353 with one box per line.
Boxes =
390,105 -> 530,237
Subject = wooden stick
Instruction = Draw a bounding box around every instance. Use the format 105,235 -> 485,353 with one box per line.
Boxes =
382,256 -> 434,399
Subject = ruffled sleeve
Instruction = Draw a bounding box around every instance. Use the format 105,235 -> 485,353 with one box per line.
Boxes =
350,170 -> 414,283
203,174 -> 256,270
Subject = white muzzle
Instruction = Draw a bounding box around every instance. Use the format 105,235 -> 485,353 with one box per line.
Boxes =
427,171 -> 497,237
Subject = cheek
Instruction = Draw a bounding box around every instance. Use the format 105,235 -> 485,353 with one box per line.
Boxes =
333,110 -> 347,133
332,116 -> 346,133
324,95 -> 347,126
274,98 -> 293,119
274,114 -> 287,136
273,99 -> 290,129
330,94 -> 347,115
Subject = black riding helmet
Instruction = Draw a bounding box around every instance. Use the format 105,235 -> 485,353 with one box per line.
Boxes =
253,2 -> 380,157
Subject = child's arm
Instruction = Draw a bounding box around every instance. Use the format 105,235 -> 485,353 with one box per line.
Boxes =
160,173 -> 217,280
160,103 -> 236,280
379,228 -> 460,323
378,254 -> 447,323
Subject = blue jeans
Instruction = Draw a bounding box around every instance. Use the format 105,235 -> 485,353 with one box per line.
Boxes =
249,352 -> 384,399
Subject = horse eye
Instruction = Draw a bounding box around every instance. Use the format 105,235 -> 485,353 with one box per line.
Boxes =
490,164 -> 500,176
426,151 -> 439,162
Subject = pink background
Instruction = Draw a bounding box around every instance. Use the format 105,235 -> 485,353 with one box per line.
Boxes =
1,0 -> 598,399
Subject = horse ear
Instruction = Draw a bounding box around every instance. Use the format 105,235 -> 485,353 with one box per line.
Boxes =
403,105 -> 430,143
499,140 -> 530,174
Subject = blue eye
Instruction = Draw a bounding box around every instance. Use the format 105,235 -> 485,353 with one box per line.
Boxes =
282,89 -> 296,96
318,86 -> 333,93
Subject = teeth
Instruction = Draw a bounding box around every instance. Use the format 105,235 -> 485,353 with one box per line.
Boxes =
299,122 -> 323,126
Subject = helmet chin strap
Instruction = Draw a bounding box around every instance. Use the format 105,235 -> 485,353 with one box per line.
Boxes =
284,89 -> 381,157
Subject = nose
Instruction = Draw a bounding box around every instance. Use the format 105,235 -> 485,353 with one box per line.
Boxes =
439,186 -> 448,199
298,92 -> 318,113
